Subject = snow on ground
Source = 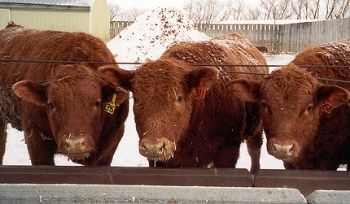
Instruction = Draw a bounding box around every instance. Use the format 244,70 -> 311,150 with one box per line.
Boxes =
265,54 -> 295,73
107,8 -> 209,70
3,8 -> 296,170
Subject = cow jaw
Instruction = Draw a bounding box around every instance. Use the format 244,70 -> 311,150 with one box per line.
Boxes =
139,137 -> 176,161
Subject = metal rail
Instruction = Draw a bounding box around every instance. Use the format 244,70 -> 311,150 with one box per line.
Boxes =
0,166 -> 349,196
1,59 -> 350,84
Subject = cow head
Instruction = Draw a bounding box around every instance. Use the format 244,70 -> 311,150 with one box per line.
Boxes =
230,64 -> 349,162
98,60 -> 219,161
12,64 -> 128,161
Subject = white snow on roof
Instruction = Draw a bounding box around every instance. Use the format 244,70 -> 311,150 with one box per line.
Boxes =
107,7 -> 209,70
0,0 -> 94,7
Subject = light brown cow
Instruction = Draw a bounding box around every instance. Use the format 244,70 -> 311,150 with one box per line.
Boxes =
99,33 -> 268,174
0,23 -> 129,165
231,40 -> 350,170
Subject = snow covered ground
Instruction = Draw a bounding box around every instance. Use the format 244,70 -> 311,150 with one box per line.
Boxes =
3,8 -> 296,169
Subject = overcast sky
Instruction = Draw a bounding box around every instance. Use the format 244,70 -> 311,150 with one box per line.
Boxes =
107,0 -> 185,10
107,0 -> 258,10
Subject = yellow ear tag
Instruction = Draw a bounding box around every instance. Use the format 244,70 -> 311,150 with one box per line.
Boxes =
105,94 -> 117,114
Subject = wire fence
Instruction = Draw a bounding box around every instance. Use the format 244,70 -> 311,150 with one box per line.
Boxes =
1,59 -> 350,84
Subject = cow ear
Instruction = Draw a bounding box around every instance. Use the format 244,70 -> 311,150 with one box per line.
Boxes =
113,87 -> 129,106
186,67 -> 219,100
102,86 -> 129,107
229,79 -> 262,102
316,85 -> 349,114
12,80 -> 48,106
98,65 -> 134,90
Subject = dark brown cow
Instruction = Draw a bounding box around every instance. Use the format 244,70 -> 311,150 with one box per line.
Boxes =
99,33 -> 268,173
231,40 -> 350,170
0,23 -> 129,165
255,46 -> 269,53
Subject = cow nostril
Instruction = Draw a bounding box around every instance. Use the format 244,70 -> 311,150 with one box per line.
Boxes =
272,143 -> 277,152
287,144 -> 296,156
63,140 -> 70,148
139,141 -> 148,150
156,142 -> 166,150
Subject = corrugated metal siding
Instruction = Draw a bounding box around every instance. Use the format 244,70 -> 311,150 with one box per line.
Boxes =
0,9 -> 10,29
0,0 -> 109,41
10,9 -> 89,32
0,0 -> 94,7
90,0 -> 109,41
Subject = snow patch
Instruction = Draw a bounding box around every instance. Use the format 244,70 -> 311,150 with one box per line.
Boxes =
107,7 -> 209,70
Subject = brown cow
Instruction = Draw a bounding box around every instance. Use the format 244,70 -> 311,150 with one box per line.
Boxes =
231,40 -> 350,170
255,46 -> 269,53
98,33 -> 268,174
0,23 -> 129,165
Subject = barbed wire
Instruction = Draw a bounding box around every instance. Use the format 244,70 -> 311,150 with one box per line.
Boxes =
1,59 -> 350,69
1,59 -> 350,84
222,71 -> 350,84
0,59 -> 140,65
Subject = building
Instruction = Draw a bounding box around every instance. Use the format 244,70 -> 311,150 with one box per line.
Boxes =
0,0 -> 110,42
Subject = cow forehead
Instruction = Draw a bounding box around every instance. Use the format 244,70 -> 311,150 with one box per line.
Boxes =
263,65 -> 318,97
263,80 -> 314,107
48,76 -> 101,99
132,63 -> 185,98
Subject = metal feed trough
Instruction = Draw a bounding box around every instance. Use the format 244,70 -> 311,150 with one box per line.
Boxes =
0,166 -> 349,203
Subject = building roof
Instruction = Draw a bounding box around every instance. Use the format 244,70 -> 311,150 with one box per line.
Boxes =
0,0 -> 95,10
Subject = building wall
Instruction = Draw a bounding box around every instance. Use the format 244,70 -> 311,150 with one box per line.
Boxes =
90,0 -> 110,42
0,9 -> 10,29
0,1 -> 110,41
6,9 -> 90,32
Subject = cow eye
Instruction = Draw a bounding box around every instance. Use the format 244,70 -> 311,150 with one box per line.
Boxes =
261,101 -> 267,108
306,104 -> 314,111
177,96 -> 183,102
95,99 -> 101,107
47,102 -> 54,110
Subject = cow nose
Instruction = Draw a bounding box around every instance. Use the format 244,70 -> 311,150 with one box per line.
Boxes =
62,137 -> 88,152
139,138 -> 165,152
139,137 -> 176,160
272,143 -> 294,156
268,138 -> 299,160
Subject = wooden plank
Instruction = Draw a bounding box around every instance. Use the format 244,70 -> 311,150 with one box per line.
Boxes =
255,169 -> 350,196
0,166 -> 253,187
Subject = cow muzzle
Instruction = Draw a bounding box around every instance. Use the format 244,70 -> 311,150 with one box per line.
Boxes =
59,134 -> 94,160
139,137 -> 176,161
267,137 -> 300,161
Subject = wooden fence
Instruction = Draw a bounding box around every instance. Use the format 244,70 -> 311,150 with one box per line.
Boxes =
110,18 -> 350,53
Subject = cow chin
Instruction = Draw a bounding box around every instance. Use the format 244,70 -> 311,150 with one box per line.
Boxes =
270,151 -> 296,162
139,137 -> 177,162
64,152 -> 91,161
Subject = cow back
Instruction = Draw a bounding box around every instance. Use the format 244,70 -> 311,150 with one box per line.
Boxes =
292,40 -> 350,91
